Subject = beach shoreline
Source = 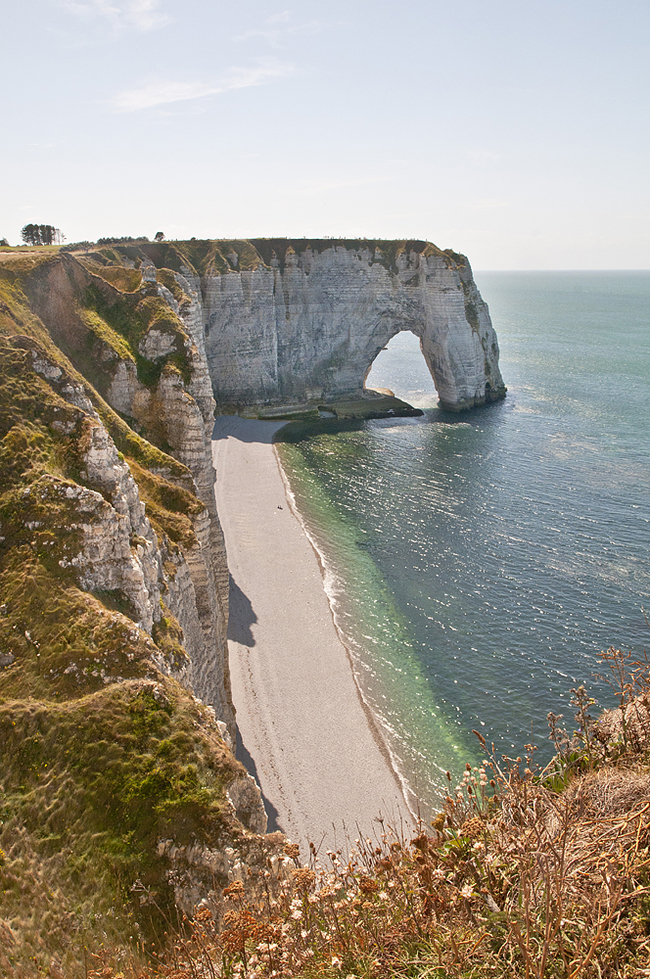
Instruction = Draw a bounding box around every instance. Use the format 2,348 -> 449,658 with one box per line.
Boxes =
212,417 -> 414,854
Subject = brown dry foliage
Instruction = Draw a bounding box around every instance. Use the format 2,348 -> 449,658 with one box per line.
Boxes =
11,649 -> 650,978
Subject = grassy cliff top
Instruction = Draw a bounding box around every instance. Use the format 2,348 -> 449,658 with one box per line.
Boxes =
59,238 -> 468,278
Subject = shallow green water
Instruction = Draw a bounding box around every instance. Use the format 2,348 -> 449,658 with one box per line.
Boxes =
276,271 -> 650,809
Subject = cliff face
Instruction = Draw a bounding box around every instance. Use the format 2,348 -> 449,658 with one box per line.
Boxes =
0,237 -> 504,970
0,237 -> 504,778
0,250 -> 283,973
188,240 -> 505,412
23,253 -> 234,732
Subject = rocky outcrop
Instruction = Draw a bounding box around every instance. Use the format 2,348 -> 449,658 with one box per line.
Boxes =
13,239 -> 504,751
192,240 -> 505,412
158,828 -> 286,921
21,348 -> 161,631
0,239 -> 506,969
0,258 -> 287,972
23,257 -> 235,736
21,346 -> 221,702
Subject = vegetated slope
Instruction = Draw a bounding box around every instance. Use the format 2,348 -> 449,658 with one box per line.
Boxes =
89,666 -> 650,979
2,246 -> 648,979
0,251 -> 284,976
66,237 -> 465,278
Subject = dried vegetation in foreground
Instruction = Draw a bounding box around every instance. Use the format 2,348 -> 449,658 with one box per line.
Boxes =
7,647 -> 650,979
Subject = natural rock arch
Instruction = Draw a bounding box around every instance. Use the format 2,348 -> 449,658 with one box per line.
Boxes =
194,240 -> 506,412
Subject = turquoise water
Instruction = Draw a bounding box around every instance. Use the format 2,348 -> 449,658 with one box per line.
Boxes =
275,272 -> 650,811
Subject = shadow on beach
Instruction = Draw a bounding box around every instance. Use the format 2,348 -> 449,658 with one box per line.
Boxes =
235,725 -> 283,834
213,417 -> 281,444
228,575 -> 257,647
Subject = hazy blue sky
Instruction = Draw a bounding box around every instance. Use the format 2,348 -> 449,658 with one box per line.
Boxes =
2,0 -> 648,268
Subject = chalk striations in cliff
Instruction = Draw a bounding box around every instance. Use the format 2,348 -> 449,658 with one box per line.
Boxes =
74,238 -> 504,414
191,239 -> 505,412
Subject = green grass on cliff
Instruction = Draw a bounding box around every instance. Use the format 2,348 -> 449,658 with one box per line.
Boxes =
6,251 -> 194,403
0,255 -> 62,341
127,458 -> 203,550
0,337 -> 88,492
0,265 -> 267,976
154,267 -> 190,306
0,507 -> 243,973
248,237 -> 450,273
80,282 -> 192,390
79,262 -> 143,294
82,238 -> 469,279
0,671 -> 240,970
76,305 -> 136,368
0,310 -> 203,555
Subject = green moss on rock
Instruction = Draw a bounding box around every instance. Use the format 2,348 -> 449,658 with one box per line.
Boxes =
0,254 -> 271,974
0,675 -> 241,965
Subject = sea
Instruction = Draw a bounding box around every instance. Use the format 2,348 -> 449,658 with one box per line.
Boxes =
274,271 -> 650,812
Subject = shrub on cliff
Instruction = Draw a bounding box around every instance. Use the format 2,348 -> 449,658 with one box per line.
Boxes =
60,240 -> 94,253
79,651 -> 650,979
96,236 -> 150,246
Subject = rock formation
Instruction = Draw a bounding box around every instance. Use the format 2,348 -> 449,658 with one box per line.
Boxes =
0,237 -> 505,971
0,249 -> 284,971
188,239 -> 505,412
1,236 -> 505,772
23,252 -> 234,733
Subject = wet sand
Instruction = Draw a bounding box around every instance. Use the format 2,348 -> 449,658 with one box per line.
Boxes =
212,417 -> 412,854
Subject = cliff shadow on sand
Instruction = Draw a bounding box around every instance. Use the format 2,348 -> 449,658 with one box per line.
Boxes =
228,573 -> 257,647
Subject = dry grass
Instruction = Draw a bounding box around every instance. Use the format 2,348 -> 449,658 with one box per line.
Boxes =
34,648 -> 649,979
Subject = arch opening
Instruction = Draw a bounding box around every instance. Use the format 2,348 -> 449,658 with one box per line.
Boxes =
364,330 -> 438,409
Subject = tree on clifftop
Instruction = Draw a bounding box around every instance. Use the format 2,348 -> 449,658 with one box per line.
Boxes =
154,231 -> 165,241
21,224 -> 65,246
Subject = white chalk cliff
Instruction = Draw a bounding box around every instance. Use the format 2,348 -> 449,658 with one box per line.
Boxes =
187,240 -> 505,412
19,238 -> 505,749
0,238 -> 506,940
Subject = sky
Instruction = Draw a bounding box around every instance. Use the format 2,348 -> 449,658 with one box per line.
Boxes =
2,0 -> 649,269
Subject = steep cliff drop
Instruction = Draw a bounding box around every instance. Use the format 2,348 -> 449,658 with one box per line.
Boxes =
4,237 -> 505,747
188,239 -> 505,415
0,238 -> 504,969
0,248 -> 292,972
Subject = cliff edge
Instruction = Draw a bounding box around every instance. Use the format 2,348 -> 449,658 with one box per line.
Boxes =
0,250 -> 284,973
0,238 -> 505,972
75,238 -> 505,415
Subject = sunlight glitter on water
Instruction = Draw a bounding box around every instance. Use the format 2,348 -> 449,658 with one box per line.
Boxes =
275,272 -> 650,811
